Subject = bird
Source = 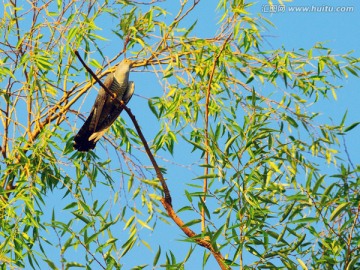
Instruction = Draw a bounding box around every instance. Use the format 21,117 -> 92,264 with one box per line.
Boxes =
74,59 -> 134,151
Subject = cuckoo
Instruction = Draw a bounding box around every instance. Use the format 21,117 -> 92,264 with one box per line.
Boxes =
74,59 -> 134,151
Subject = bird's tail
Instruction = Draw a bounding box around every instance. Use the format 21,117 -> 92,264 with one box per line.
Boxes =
73,111 -> 97,151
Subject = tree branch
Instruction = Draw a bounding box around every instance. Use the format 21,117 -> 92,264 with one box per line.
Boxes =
74,50 -> 230,269
74,50 -> 172,205
202,34 -> 233,232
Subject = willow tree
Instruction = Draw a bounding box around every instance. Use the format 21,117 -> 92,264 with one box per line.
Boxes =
1,0 -> 359,269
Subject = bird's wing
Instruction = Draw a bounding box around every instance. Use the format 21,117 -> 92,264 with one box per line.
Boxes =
73,73 -> 114,151
122,81 -> 135,105
88,81 -> 135,142
88,73 -> 114,132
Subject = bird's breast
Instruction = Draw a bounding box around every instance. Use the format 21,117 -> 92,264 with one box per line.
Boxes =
110,77 -> 128,99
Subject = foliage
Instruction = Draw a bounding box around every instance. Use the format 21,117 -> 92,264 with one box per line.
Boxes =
0,0 -> 360,269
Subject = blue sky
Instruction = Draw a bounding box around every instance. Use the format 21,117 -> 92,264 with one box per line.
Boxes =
98,1 -> 360,268
258,0 -> 360,159
3,0 -> 359,268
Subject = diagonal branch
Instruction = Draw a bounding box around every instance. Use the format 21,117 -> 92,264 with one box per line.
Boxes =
74,50 -> 230,270
74,50 -> 172,205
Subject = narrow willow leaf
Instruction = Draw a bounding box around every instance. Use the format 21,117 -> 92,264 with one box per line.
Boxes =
185,139 -> 206,152
137,219 -> 153,230
330,202 -> 349,221
246,245 -> 261,257
193,174 -> 218,180
85,231 -> 100,245
291,234 -> 306,251
289,217 -> 318,224
61,235 -> 73,253
185,190 -> 193,203
183,246 -> 195,263
211,225 -> 224,243
268,161 -> 281,173
297,258 -> 308,270
344,122 -> 360,132
182,219 -> 201,227
280,201 -> 296,222
184,20 -> 197,38
313,175 -> 326,194
153,246 -> 161,266
89,59 -> 102,69
45,260 -> 57,269
127,174 -> 134,192
345,66 -> 358,77
121,237 -> 137,257
124,216 -> 135,230
320,183 -> 336,205
224,135 -> 239,153
148,99 -> 159,118
72,212 -> 90,224
57,0 -> 62,11
66,262 -> 85,268
141,239 -> 151,250
286,116 -> 298,128
63,202 -> 78,210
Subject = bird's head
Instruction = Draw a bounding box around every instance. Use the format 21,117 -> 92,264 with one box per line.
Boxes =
121,58 -> 133,69
114,58 -> 133,79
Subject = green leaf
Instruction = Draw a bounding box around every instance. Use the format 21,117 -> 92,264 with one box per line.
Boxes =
57,0 -> 62,11
72,212 -> 90,224
89,59 -> 103,69
137,219 -> 153,230
211,225 -> 224,243
291,234 -> 306,251
65,262 -> 85,268
184,20 -> 197,38
61,235 -> 74,253
193,174 -> 218,180
286,116 -> 298,128
185,190 -> 193,203
153,246 -> 161,266
297,258 -> 308,270
124,216 -> 135,230
148,99 -> 159,118
313,175 -> 326,194
320,183 -> 337,205
344,122 -> 360,132
330,202 -> 349,221
182,219 -> 201,227
182,136 -> 206,152
63,202 -> 78,210
280,201 -> 296,222
44,259 -> 57,269
224,135 -> 239,153
318,59 -> 325,74
289,217 -> 318,224
345,66 -> 358,77
128,174 -> 134,192
89,33 -> 108,41
85,231 -> 100,245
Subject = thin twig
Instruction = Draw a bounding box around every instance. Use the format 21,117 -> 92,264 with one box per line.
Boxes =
202,33 -> 233,232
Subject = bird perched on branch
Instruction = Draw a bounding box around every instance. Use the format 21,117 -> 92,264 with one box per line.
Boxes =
74,59 -> 134,151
